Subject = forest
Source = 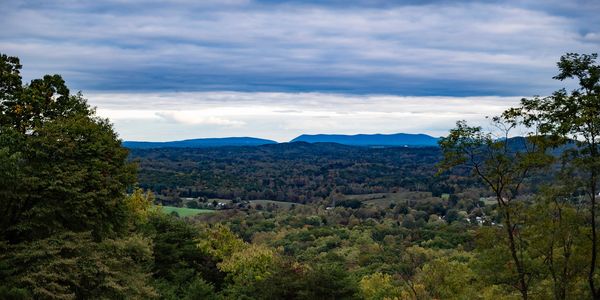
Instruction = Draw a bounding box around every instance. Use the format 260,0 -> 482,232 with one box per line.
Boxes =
130,143 -> 454,202
1,52 -> 600,300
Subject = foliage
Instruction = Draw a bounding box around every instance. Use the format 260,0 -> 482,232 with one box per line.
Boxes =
141,213 -> 224,298
125,187 -> 158,226
416,255 -> 478,299
297,262 -> 360,300
438,117 -> 552,299
130,143 -> 453,204
0,54 -> 136,242
359,272 -> 402,300
197,224 -> 247,261
505,52 -> 600,298
0,232 -> 157,299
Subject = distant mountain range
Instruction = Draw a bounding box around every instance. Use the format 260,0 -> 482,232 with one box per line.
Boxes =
123,133 -> 440,149
291,133 -> 439,147
122,137 -> 277,149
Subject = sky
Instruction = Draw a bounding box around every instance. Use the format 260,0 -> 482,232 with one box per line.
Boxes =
2,0 -> 599,142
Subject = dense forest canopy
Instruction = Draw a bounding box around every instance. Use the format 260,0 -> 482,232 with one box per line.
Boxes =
2,52 -> 600,299
130,143 -> 457,202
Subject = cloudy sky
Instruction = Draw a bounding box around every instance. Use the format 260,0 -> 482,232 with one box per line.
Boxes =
2,0 -> 599,141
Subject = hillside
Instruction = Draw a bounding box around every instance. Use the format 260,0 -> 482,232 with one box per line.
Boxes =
129,142 -> 461,204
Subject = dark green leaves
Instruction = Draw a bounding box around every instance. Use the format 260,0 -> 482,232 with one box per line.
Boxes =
0,54 -> 135,242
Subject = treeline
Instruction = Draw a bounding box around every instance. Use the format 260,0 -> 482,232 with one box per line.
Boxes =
130,143 -> 472,203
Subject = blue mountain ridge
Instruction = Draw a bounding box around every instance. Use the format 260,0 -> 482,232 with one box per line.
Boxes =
290,133 -> 440,147
122,137 -> 277,149
123,133 -> 441,149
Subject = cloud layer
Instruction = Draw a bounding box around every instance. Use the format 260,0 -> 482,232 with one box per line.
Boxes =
2,0 -> 599,96
3,1 -> 598,140
88,91 -> 520,141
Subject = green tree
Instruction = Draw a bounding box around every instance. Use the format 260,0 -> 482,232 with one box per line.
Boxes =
0,54 -> 22,101
506,53 -> 600,298
397,245 -> 437,299
297,262 -> 359,300
125,187 -> 157,227
524,183 -> 587,299
182,277 -> 217,300
145,214 -> 223,299
416,255 -> 478,299
0,232 -> 157,299
438,119 -> 548,299
218,244 -> 279,298
0,53 -> 136,242
359,272 -> 402,300
197,224 -> 246,261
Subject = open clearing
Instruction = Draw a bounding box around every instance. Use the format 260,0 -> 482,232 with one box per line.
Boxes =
158,206 -> 215,217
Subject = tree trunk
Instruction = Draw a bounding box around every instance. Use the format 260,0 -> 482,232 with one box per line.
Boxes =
499,197 -> 528,300
590,174 -> 599,299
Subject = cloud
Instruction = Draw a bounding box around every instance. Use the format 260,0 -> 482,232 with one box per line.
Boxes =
3,1 -> 597,140
1,0 -> 598,96
86,91 -> 521,141
155,111 -> 245,126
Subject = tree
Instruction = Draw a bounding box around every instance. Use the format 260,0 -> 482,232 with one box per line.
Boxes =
438,118 -> 548,299
524,182 -> 587,300
297,262 -> 359,300
125,188 -> 157,226
0,53 -> 136,242
145,214 -> 224,299
182,277 -> 217,300
218,244 -> 278,297
359,272 -> 402,300
0,232 -> 157,299
0,54 -> 21,91
507,53 -> 600,298
416,255 -> 478,299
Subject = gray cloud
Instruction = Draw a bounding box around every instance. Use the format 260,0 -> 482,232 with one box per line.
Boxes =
87,91 -> 521,141
2,0 -> 598,96
2,1 -> 597,140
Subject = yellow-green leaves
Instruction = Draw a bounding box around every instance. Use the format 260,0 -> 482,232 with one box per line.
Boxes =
197,224 -> 246,260
125,188 -> 157,226
218,244 -> 277,285
359,272 -> 402,300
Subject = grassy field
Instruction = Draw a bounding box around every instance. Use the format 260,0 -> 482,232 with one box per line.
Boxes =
480,197 -> 498,206
344,191 -> 438,208
158,206 -> 215,217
